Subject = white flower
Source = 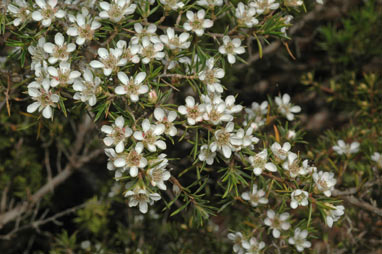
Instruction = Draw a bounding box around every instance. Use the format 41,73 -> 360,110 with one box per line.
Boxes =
114,143 -> 147,177
101,116 -> 133,153
271,142 -> 291,161
160,28 -> 191,50
227,232 -> 245,254
104,148 -> 125,179
73,69 -> 101,106
67,8 -> 101,45
286,130 -> 296,140
198,58 -> 225,93
31,0 -> 65,27
248,149 -> 277,175
316,0 -> 323,4
183,10 -> 213,36
131,23 -> 158,44
242,237 -> 265,254
325,205 -> 344,228
7,0 -> 30,26
148,154 -> 171,190
115,72 -> 148,102
154,108 -> 177,136
196,0 -> 223,7
313,171 -> 336,197
224,95 -> 243,114
27,79 -> 59,119
47,61 -> 81,87
124,186 -> 161,213
264,210 -> 290,238
90,47 -> 126,76
281,15 -> 294,35
134,119 -> 166,152
116,40 -> 141,64
43,33 -> 76,64
290,189 -> 309,209
241,184 -> 268,207
244,101 -> 268,130
139,36 -> 165,64
203,102 -> 233,125
99,0 -> 136,22
219,36 -> 245,64
249,0 -> 279,14
284,0 -> 304,7
235,2 -> 258,28
300,159 -> 317,175
332,140 -> 360,156
160,0 -> 184,11
371,152 -> 382,168
198,144 -> 216,165
28,37 -> 48,71
210,122 -> 242,159
234,127 -> 259,150
178,96 -> 205,125
282,152 -> 303,178
275,94 -> 301,121
288,228 -> 311,252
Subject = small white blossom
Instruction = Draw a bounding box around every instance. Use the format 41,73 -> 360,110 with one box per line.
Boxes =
198,144 -> 216,165
32,0 -> 66,27
67,8 -> 101,45
154,108 -> 178,136
244,101 -> 268,130
284,0 -> 304,7
286,130 -> 296,140
241,184 -> 268,207
227,232 -> 245,254
160,28 -> 191,50
301,159 -> 317,175
275,94 -> 301,121
99,0 -> 137,22
134,119 -> 166,152
313,171 -> 337,197
288,228 -> 311,252
281,15 -> 294,35
124,186 -> 161,213
248,149 -> 277,175
47,61 -> 81,87
371,152 -> 382,168
203,102 -> 233,125
148,154 -> 171,190
332,140 -> 360,156
27,79 -> 59,119
219,36 -> 245,64
28,37 -> 48,71
43,33 -> 76,64
160,0 -> 185,11
196,0 -> 223,7
282,152 -> 304,178
242,237 -> 265,254
264,209 -> 290,238
116,40 -> 141,64
115,72 -> 148,102
73,69 -> 101,106
90,47 -> 126,76
271,142 -> 291,161
114,143 -> 147,177
249,0 -> 279,14
235,2 -> 259,28
210,122 -> 242,159
139,36 -> 165,64
131,23 -> 158,44
183,10 -> 213,36
233,127 -> 259,150
101,116 -> 133,153
290,189 -> 309,209
325,205 -> 345,228
7,0 -> 30,26
316,0 -> 324,4
224,95 -> 243,114
178,96 -> 205,125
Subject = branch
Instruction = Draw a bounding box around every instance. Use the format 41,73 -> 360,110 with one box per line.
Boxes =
0,116 -> 103,229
